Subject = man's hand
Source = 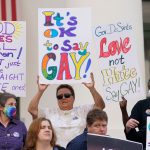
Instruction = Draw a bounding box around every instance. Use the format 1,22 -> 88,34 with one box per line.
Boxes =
83,72 -> 105,109
126,118 -> 139,133
119,97 -> 127,110
37,76 -> 49,92
83,72 -> 95,89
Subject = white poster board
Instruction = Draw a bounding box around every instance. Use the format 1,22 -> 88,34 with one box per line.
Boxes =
93,21 -> 145,102
0,21 -> 26,97
38,8 -> 92,84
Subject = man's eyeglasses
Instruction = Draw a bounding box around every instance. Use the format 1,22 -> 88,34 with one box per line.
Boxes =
57,93 -> 72,100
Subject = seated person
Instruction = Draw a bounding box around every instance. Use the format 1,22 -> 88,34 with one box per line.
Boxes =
66,108 -> 108,150
24,117 -> 65,150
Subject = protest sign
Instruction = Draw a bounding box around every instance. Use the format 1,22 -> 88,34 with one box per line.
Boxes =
38,8 -> 92,84
93,22 -> 145,102
87,133 -> 143,150
0,21 -> 26,97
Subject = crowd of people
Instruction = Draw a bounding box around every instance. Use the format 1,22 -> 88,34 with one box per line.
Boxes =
0,76 -> 149,150
28,73 -> 105,147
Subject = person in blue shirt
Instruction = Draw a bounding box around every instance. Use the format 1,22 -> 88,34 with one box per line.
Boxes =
0,92 -> 27,150
66,108 -> 108,150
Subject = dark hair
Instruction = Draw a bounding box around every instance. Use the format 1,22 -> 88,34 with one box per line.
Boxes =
56,84 -> 75,98
0,92 -> 16,107
24,117 -> 56,150
86,108 -> 108,126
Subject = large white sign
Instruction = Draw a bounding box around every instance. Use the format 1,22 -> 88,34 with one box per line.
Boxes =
0,21 -> 26,97
38,8 -> 92,84
94,21 -> 145,102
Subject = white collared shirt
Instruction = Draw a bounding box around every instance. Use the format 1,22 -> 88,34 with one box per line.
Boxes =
39,104 -> 93,147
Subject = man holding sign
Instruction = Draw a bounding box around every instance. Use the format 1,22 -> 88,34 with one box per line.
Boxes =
28,73 -> 105,147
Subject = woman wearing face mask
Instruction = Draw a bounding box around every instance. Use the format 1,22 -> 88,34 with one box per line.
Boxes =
24,117 -> 65,150
0,92 -> 27,150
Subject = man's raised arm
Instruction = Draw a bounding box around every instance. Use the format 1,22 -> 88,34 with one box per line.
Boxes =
28,76 -> 48,119
83,72 -> 105,110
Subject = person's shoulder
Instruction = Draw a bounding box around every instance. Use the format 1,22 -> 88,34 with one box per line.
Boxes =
67,131 -> 86,145
132,98 -> 150,111
73,131 -> 86,140
13,119 -> 24,124
136,98 -> 149,105
12,119 -> 27,129
66,132 -> 87,150
54,145 -> 65,150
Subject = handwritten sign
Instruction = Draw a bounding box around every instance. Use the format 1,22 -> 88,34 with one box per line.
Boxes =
87,133 -> 143,150
38,8 -> 92,84
94,22 -> 145,102
0,21 -> 26,97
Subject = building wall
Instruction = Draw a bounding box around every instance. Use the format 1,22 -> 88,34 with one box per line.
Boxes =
17,0 -> 147,140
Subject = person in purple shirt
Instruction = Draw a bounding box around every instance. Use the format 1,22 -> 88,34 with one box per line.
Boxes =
0,92 -> 27,150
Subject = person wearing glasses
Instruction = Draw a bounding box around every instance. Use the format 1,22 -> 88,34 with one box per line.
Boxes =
0,92 -> 27,150
28,73 -> 105,147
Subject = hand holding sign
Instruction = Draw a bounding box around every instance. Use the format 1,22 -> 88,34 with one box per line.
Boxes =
37,76 -> 49,93
38,8 -> 92,84
83,72 -> 95,89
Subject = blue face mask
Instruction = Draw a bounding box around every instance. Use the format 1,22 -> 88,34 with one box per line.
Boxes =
3,106 -> 17,119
